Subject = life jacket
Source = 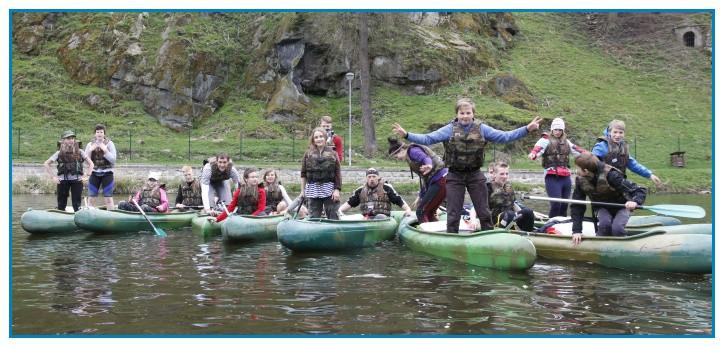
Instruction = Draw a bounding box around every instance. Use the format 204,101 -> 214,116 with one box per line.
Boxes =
541,133 -> 570,169
179,179 -> 203,207
235,183 -> 260,215
406,144 -> 445,184
56,141 -> 84,177
265,182 -> 283,212
359,184 -> 392,217
489,181 -> 516,219
596,136 -> 629,174
208,158 -> 233,184
304,146 -> 338,183
443,119 -> 487,172
89,137 -> 112,170
575,163 -> 625,203
139,182 -> 164,209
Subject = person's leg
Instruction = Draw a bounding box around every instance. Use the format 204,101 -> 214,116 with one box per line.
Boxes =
117,201 -> 135,211
423,178 -> 447,222
308,198 -> 323,218
324,196 -> 340,220
559,176 -> 572,217
544,174 -> 560,217
611,208 -> 631,236
417,178 -> 441,222
101,172 -> 115,210
87,174 -> 101,207
516,207 -> 535,231
445,171 -> 466,233
596,208 -> 613,236
57,181 -> 70,210
70,180 -> 83,211
467,171 -> 492,230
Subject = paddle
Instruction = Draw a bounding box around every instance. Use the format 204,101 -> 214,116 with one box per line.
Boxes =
524,195 -> 706,219
131,199 -> 167,237
292,196 -> 305,219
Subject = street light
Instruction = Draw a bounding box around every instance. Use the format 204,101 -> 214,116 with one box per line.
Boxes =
345,72 -> 354,167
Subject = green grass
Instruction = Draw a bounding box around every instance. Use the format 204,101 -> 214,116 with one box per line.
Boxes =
11,12 -> 711,193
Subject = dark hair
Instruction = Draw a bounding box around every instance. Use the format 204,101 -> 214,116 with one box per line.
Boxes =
243,167 -> 257,179
387,137 -> 405,155
574,152 -> 599,172
94,124 -> 106,132
216,153 -> 230,161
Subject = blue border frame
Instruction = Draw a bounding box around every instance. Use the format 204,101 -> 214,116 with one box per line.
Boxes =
8,8 -> 716,338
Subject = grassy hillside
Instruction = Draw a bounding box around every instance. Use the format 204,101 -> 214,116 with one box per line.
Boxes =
11,12 -> 712,192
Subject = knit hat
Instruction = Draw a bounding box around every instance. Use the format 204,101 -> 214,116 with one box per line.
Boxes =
387,137 -> 405,156
61,130 -> 76,139
148,171 -> 161,181
550,118 -> 565,131
366,168 -> 379,176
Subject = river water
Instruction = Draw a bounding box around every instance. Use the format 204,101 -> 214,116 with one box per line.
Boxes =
10,194 -> 712,336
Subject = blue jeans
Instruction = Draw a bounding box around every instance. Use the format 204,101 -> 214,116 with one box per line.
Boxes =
545,174 -> 572,217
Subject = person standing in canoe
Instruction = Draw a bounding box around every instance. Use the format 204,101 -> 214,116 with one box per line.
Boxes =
84,124 -> 117,210
118,171 -> 169,213
592,119 -> 661,185
200,153 -> 241,216
528,117 -> 587,218
300,127 -> 342,220
320,115 -> 344,162
570,153 -> 647,245
338,168 -> 412,219
44,130 -> 94,212
261,169 -> 293,215
387,137 -> 447,223
174,166 -> 203,210
215,168 -> 266,222
392,97 -> 542,233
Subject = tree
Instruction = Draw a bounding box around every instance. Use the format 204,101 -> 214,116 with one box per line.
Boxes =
358,12 -> 377,157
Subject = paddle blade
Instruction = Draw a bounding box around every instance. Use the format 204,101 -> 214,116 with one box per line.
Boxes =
645,204 -> 706,219
154,227 -> 167,237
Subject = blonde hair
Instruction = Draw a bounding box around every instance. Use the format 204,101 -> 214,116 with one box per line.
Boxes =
455,98 -> 476,114
320,115 -> 333,124
608,119 -> 626,132
181,165 -> 193,174
490,161 -> 509,174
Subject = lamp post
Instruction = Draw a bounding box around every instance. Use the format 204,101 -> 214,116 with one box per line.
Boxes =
345,72 -> 354,167
127,121 -> 135,161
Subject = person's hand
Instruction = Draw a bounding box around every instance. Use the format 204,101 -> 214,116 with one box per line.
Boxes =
625,201 -> 638,211
403,209 -> 412,217
337,209 -> 344,216
81,175 -> 89,183
650,174 -> 662,186
98,143 -> 108,152
332,189 -> 340,202
88,143 -> 97,151
526,116 -> 543,132
392,123 -> 407,138
420,164 -> 432,175
176,203 -> 185,208
528,152 -> 537,160
52,177 -> 60,185
572,233 -> 582,245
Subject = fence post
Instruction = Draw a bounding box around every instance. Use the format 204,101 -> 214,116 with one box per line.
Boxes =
128,130 -> 132,161
188,124 -> 192,161
239,129 -> 243,159
291,132 -> 295,160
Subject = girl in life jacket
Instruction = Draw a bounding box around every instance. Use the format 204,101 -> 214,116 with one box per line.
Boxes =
215,168 -> 267,222
118,171 -> 169,213
300,127 -> 342,220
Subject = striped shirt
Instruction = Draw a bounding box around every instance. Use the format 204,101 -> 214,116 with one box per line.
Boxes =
304,182 -> 335,199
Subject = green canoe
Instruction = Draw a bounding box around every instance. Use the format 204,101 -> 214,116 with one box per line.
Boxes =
74,208 -> 196,233
510,224 -> 712,274
191,214 -> 222,237
20,209 -> 80,234
276,215 -> 399,252
221,214 -> 287,243
397,217 -> 537,271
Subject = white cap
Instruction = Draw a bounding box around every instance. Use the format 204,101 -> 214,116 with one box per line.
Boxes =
148,171 -> 161,181
551,118 -> 565,131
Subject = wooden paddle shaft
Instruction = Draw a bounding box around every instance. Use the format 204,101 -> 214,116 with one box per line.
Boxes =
526,196 -> 636,209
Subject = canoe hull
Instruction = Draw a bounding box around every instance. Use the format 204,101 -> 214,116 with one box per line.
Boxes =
74,208 -> 196,233
277,216 -> 398,252
397,217 -> 537,271
513,227 -> 712,274
191,214 -> 222,237
20,209 -> 79,234
221,214 -> 287,243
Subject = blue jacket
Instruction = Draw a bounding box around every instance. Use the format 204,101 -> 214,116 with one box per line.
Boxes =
406,120 -> 529,146
591,127 -> 652,179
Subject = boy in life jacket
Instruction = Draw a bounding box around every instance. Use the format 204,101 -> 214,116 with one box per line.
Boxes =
43,130 -> 94,212
570,153 -> 647,245
320,115 -> 344,162
338,168 -> 412,219
592,120 -> 661,185
175,166 -> 203,210
118,171 -> 169,213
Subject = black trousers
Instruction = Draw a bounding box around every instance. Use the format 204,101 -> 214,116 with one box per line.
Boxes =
445,170 -> 492,232
57,179 -> 83,212
308,196 -> 339,220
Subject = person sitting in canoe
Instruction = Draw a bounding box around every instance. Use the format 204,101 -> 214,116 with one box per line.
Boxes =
174,165 -> 203,211
118,171 -> 169,213
262,169 -> 293,215
570,153 -> 647,245
592,119 -> 661,186
528,117 -> 587,218
215,168 -> 267,222
338,168 -> 412,219
43,130 -> 94,212
388,137 -> 447,223
393,97 -> 542,233
300,127 -> 342,220
200,153 -> 241,216
277,194 -> 309,219
485,161 -> 535,231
